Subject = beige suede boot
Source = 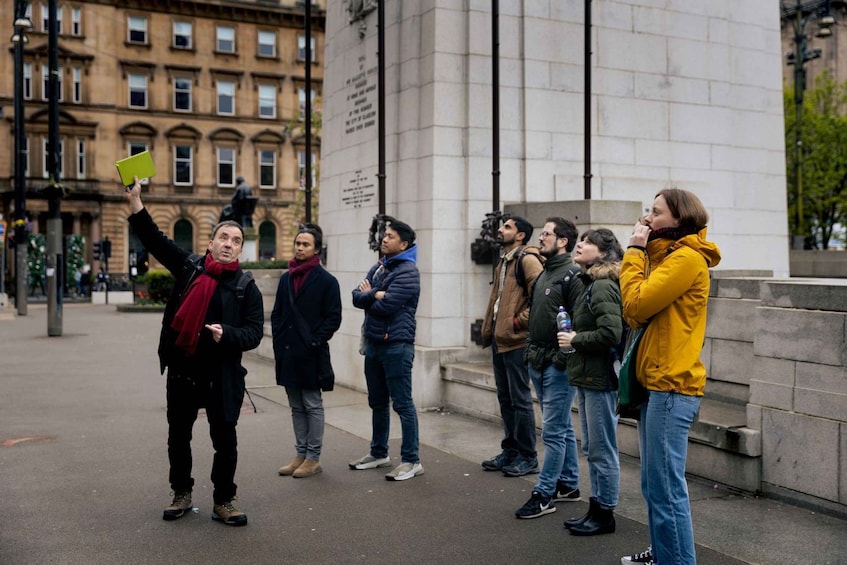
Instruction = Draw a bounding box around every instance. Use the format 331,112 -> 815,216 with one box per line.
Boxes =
278,456 -> 305,476
293,459 -> 323,478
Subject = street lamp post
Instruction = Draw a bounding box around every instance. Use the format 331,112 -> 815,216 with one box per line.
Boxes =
12,0 -> 32,316
783,0 -> 837,248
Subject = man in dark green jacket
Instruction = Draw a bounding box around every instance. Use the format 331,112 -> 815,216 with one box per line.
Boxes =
514,217 -> 582,520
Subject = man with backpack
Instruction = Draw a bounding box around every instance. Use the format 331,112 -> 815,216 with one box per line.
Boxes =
515,217 -> 582,519
125,176 -> 264,527
480,215 -> 543,476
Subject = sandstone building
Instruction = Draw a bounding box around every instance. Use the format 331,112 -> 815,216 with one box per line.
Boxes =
0,0 -> 324,285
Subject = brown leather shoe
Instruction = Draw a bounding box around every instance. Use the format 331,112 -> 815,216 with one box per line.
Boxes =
293,459 -> 322,478
278,456 -> 305,476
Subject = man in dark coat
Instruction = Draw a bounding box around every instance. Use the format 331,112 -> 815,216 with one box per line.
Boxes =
126,176 -> 264,527
350,219 -> 423,481
272,224 -> 341,479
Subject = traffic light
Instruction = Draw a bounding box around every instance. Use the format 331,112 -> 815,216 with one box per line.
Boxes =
102,238 -> 112,259
93,240 -> 102,261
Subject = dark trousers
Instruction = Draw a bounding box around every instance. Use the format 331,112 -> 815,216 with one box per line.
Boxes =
492,343 -> 537,459
166,374 -> 238,504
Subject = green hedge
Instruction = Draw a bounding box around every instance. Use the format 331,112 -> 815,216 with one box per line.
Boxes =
240,259 -> 288,270
140,269 -> 175,303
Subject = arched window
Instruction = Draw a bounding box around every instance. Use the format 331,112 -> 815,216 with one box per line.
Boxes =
174,219 -> 194,253
259,221 -> 276,260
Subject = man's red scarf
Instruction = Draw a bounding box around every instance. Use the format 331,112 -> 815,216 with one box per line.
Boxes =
288,254 -> 321,296
171,254 -> 239,356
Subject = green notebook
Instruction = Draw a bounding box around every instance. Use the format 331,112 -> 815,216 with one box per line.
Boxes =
115,150 -> 156,187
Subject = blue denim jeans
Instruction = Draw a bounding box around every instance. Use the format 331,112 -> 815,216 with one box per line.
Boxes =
639,391 -> 701,565
577,387 -> 620,509
285,386 -> 324,460
492,343 -> 536,459
528,363 -> 579,498
364,341 -> 419,463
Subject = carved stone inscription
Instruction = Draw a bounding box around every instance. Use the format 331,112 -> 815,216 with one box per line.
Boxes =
342,168 -> 376,208
345,54 -> 378,135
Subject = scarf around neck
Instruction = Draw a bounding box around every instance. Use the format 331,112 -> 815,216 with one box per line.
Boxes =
171,253 -> 239,356
289,254 -> 321,296
648,225 -> 700,242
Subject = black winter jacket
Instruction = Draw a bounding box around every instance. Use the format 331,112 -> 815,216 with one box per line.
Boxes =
271,264 -> 342,389
128,208 -> 264,421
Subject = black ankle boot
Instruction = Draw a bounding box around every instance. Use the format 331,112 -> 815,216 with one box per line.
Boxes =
564,497 -> 597,529
568,506 -> 615,536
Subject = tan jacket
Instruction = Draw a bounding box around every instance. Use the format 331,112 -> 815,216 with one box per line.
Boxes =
481,246 -> 544,353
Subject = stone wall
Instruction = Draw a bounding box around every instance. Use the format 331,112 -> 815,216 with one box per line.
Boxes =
709,274 -> 847,511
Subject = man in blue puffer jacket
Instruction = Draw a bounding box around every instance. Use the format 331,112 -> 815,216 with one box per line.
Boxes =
350,219 -> 423,481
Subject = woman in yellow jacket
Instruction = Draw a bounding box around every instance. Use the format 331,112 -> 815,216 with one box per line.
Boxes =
619,188 -> 721,565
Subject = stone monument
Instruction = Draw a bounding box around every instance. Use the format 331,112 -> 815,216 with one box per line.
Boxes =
320,1 -> 789,404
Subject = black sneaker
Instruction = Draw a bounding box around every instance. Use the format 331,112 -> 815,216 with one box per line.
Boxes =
502,456 -> 539,477
515,491 -> 556,519
553,482 -> 581,502
481,451 -> 515,471
621,546 -> 653,565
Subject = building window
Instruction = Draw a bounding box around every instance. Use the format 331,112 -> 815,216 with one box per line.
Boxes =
56,6 -> 62,34
77,139 -> 85,179
173,219 -> 193,253
217,147 -> 236,187
129,142 -> 148,156
298,88 -> 314,120
173,21 -> 192,49
23,63 -> 32,100
41,3 -> 49,33
128,73 -> 147,109
20,136 -> 29,177
128,16 -> 147,44
42,137 -> 64,178
42,64 -> 63,102
258,221 -> 276,260
217,26 -> 235,53
217,81 -> 235,115
174,145 -> 193,185
258,84 -> 276,118
298,151 -> 316,187
257,30 -> 276,58
71,7 -> 82,36
72,67 -> 82,103
174,77 -> 192,112
297,35 -> 315,62
259,150 -> 276,188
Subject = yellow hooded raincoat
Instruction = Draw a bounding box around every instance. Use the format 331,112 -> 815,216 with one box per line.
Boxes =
619,228 -> 721,396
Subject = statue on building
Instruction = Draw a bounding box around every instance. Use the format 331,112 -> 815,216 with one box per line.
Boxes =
219,176 -> 258,228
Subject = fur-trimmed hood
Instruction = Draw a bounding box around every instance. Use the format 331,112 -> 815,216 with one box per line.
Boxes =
585,260 -> 621,282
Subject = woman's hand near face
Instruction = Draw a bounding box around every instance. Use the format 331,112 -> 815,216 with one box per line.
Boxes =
629,219 -> 650,248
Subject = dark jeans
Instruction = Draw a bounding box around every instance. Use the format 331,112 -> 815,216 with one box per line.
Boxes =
492,343 -> 536,459
166,373 -> 238,505
363,341 -> 419,463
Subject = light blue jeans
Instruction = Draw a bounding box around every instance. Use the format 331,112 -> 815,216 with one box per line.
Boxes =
577,387 -> 620,510
639,391 -> 701,565
528,363 -> 579,498
285,386 -> 324,460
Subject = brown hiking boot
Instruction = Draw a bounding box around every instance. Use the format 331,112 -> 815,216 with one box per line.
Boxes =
212,497 -> 247,527
293,459 -> 322,478
162,490 -> 193,521
278,456 -> 306,476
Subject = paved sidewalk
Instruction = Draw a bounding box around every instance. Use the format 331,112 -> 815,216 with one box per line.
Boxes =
0,304 -> 844,564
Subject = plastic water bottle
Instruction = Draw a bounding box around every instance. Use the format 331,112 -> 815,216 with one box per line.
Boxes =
556,306 -> 575,353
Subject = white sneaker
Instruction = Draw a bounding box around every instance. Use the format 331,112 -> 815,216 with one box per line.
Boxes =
621,546 -> 653,565
348,454 -> 391,470
385,462 -> 424,481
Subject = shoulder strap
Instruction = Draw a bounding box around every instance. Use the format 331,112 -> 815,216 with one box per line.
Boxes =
236,270 -> 254,303
558,265 -> 581,313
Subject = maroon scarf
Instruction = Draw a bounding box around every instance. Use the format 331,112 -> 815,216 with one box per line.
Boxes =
288,255 -> 321,296
171,254 -> 239,356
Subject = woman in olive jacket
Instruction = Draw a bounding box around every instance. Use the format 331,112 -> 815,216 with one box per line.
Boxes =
557,228 -> 623,537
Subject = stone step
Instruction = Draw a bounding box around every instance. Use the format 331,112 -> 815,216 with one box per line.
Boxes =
443,360 -> 762,492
